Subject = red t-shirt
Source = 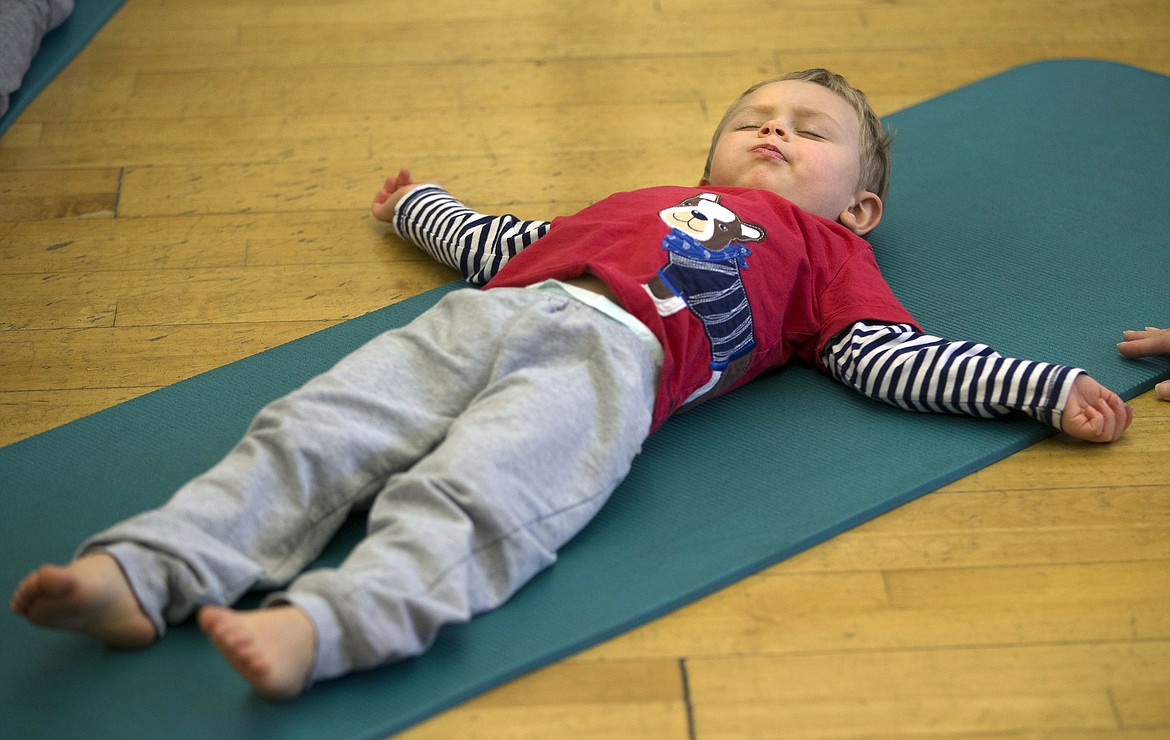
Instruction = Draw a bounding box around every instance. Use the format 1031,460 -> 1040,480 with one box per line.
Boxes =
486,186 -> 919,430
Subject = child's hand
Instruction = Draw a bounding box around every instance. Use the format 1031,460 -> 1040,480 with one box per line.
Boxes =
1060,374 -> 1133,443
1118,326 -> 1170,401
372,168 -> 425,223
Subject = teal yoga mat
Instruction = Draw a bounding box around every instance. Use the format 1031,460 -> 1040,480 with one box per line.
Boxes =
2,60 -> 1168,739
0,0 -> 126,136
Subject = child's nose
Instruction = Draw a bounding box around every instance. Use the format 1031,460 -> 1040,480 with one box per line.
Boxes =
759,121 -> 788,138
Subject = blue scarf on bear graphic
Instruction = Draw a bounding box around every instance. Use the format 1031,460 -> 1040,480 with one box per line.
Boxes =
661,229 -> 752,269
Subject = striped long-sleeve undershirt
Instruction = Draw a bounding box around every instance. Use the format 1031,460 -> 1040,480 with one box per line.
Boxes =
392,185 -> 1082,431
394,184 -> 550,286
824,321 -> 1080,430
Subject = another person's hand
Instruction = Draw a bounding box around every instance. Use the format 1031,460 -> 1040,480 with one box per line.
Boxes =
372,168 -> 425,223
1118,326 -> 1170,400
1060,374 -> 1133,443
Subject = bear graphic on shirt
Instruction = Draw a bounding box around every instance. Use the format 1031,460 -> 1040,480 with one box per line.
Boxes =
643,193 -> 767,408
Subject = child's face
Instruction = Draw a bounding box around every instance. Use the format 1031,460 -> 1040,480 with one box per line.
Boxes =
702,80 -> 879,233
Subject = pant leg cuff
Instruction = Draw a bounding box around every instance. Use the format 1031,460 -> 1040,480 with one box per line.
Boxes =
79,542 -> 169,638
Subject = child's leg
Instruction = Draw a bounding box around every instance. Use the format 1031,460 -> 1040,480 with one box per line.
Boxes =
25,290 -> 536,640
256,289 -> 659,690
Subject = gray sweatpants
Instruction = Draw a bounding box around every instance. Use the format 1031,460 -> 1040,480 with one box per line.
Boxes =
83,288 -> 659,685
0,0 -> 74,117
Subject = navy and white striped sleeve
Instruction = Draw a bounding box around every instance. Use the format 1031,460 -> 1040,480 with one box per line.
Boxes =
393,184 -> 551,286
823,321 -> 1084,430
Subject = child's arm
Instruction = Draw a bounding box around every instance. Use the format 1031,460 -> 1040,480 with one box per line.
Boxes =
824,321 -> 1132,443
372,170 -> 551,286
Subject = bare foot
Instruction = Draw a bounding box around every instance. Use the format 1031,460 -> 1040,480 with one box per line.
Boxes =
10,552 -> 156,648
198,604 -> 316,701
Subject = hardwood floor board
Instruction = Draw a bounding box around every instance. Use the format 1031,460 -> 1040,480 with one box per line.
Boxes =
0,209 -> 416,272
0,103 -> 705,169
0,258 -> 453,330
91,2 -> 1170,70
691,690 -> 1116,738
0,116 -> 374,169
112,261 -> 454,326
0,210 -> 456,274
0,273 -> 118,330
1112,680 -> 1170,728
74,21 -> 240,70
0,168 -> 120,220
0,388 -> 154,448
395,659 -> 690,740
686,642 -> 1170,738
1,218 -> 247,273
11,45 -> 1167,137
766,480 -> 1170,572
12,55 -> 137,122
0,321 -> 354,447
115,161 -> 390,218
400,701 -> 688,740
220,14 -> 968,68
884,561 -> 1170,610
1,121 -> 42,146
944,402 -> 1170,492
579,561 -> 1168,662
116,55 -> 777,120
115,154 -> 707,218
856,484 -> 1170,533
112,0 -> 663,31
0,322 -> 332,392
780,522 -> 1170,574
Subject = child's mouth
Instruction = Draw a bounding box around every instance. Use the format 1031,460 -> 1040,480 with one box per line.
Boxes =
751,144 -> 786,161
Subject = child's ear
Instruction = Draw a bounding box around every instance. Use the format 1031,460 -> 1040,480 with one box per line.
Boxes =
838,191 -> 883,235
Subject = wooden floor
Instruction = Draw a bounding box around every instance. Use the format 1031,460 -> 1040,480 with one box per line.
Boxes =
3,0 -> 1169,737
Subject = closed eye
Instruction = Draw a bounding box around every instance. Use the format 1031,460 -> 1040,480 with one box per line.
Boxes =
798,130 -> 826,140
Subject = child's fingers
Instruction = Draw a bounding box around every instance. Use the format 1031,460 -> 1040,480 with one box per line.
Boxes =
1067,402 -> 1101,441
1068,396 -> 1131,443
371,190 -> 396,221
1085,400 -> 1113,442
1092,397 -> 1131,442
